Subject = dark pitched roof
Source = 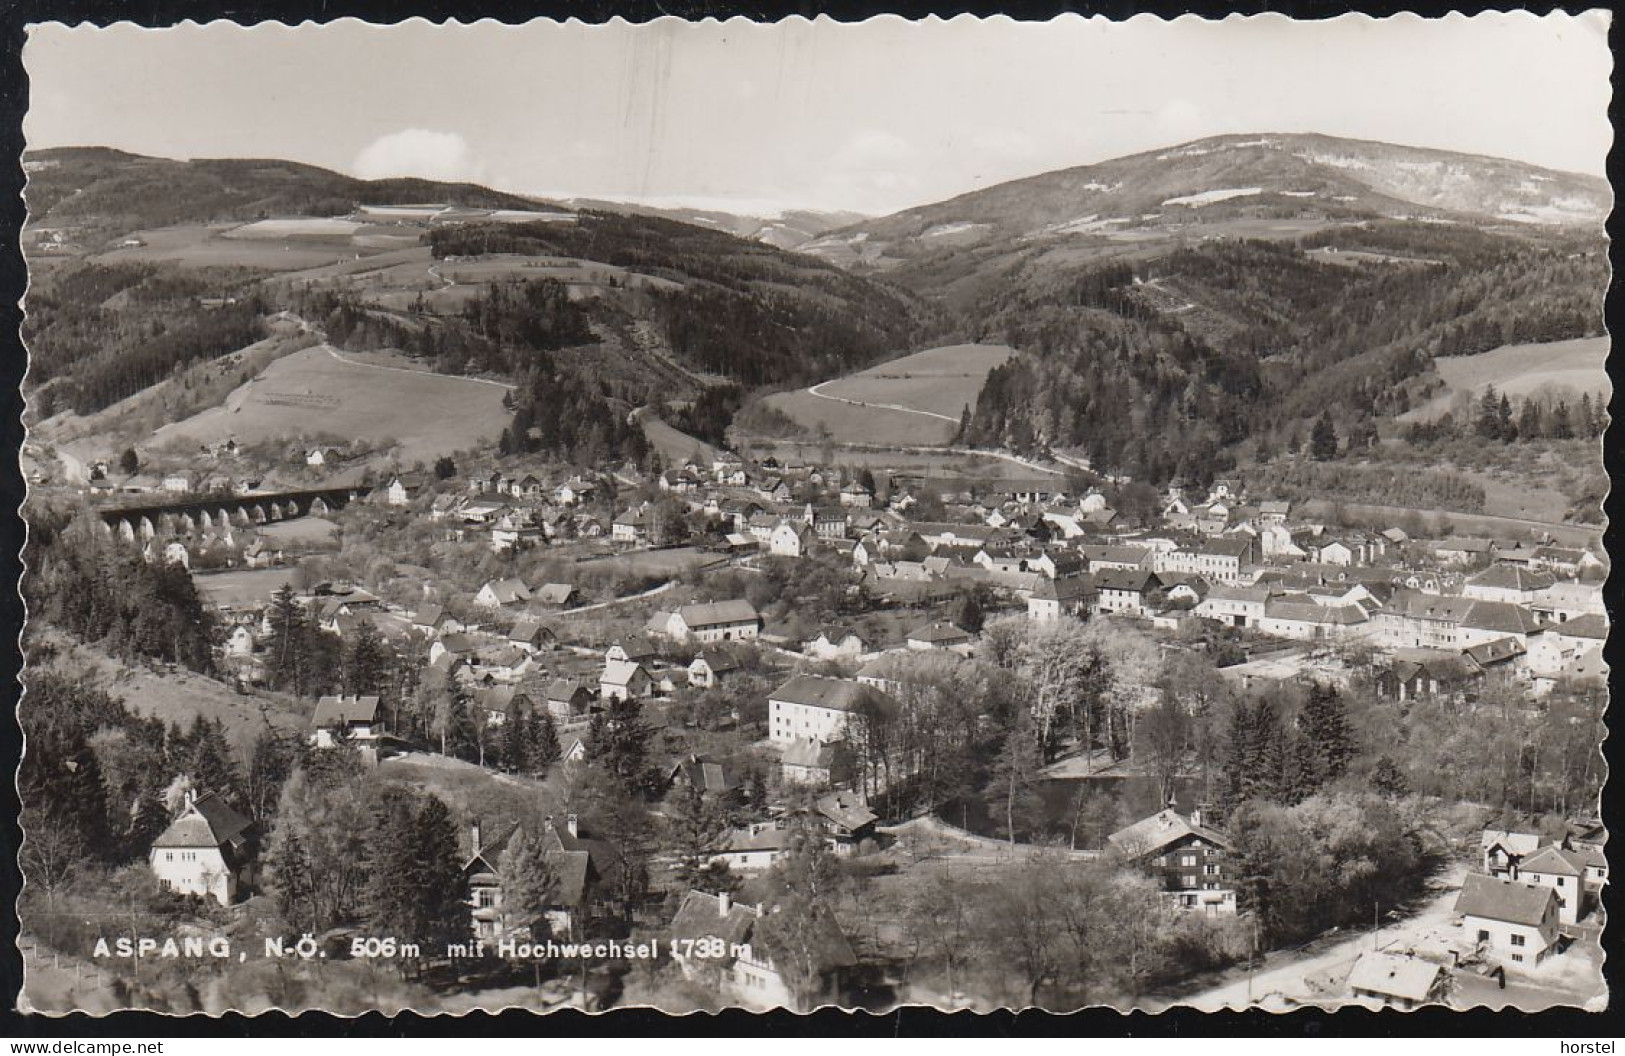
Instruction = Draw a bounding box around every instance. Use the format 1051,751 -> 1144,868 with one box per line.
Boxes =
677,600 -> 760,628
770,674 -> 868,712
312,694 -> 380,726
1453,873 -> 1557,926
153,792 -> 252,850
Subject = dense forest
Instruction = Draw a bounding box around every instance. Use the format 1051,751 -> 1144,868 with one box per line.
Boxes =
429,212 -> 939,387
953,228 -> 1606,485
24,262 -> 268,416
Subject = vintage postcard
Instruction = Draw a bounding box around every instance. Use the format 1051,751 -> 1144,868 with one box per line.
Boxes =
14,12 -> 1611,1017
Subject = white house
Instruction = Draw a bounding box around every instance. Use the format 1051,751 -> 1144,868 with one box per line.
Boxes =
475,577 -> 531,608
1454,874 -> 1563,968
803,626 -> 867,661
1026,576 -> 1096,622
668,889 -> 855,1011
769,520 -> 817,558
688,646 -> 741,689
661,600 -> 762,643
1514,845 -> 1591,926
600,658 -> 651,701
768,674 -> 868,745
149,792 -> 254,906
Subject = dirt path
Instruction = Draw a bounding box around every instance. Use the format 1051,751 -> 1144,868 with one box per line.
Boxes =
1151,864 -> 1469,1011
320,344 -> 516,391
805,380 -> 961,424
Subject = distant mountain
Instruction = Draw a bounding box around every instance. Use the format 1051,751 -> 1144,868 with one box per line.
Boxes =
796,134 -> 1608,488
801,133 -> 1609,280
559,197 -> 866,249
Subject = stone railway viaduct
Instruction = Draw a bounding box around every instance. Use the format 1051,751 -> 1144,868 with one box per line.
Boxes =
96,486 -> 369,543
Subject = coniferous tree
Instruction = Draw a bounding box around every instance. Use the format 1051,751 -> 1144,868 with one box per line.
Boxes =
1370,756 -> 1411,800
341,621 -> 390,699
588,696 -> 658,797
528,711 -> 562,775
263,584 -> 311,696
1309,414 -> 1339,461
502,700 -> 528,773
1299,682 -> 1356,787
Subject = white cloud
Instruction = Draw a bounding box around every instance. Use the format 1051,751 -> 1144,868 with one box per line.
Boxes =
352,129 -> 485,183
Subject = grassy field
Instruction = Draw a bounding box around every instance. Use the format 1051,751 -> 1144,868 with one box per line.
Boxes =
91,223 -> 369,271
1404,336 -> 1609,421
763,343 -> 1013,446
763,392 -> 956,446
147,344 -> 511,466
253,516 -> 342,548
574,546 -> 729,577
817,343 -> 1016,418
638,411 -> 721,466
193,567 -> 305,608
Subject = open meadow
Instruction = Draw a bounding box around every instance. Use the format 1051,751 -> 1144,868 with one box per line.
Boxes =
763,343 -> 1013,446
146,344 -> 512,466
91,223 -> 376,271
1403,336 -> 1609,421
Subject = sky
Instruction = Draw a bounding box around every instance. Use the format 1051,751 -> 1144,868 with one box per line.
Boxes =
23,13 -> 1614,217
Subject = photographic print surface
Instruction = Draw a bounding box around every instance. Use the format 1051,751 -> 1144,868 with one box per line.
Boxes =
15,12 -> 1612,1016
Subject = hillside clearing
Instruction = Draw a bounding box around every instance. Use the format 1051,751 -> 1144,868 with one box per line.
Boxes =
146,344 -> 511,466
1404,336 -> 1608,421
763,343 -> 1014,446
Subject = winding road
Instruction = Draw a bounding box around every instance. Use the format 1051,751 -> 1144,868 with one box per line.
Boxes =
805,380 -> 961,424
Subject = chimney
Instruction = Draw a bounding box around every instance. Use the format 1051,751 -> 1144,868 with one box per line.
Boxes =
470,818 -> 482,856
566,813 -> 579,838
1191,807 -> 1203,828
718,891 -> 731,917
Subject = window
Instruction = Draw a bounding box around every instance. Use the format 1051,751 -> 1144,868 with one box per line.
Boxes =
1511,934 -> 1526,947
1204,865 -> 1219,876
1478,930 -> 1490,943
1180,854 -> 1197,867
1557,877 -> 1566,887
1512,954 -> 1524,963
1181,875 -> 1196,888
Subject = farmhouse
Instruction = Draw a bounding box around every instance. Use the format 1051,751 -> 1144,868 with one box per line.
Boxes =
662,600 -> 762,643
904,620 -> 974,654
803,626 -> 867,660
386,474 -> 426,507
533,582 -> 579,608
149,791 -> 255,906
1095,569 -> 1163,617
1481,830 -> 1543,880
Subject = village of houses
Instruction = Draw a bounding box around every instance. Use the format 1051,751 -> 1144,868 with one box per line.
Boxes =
70,426 -> 1609,1013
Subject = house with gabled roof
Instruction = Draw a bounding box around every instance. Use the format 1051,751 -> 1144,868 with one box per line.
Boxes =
475,577 -> 531,608
462,814 -> 623,941
663,600 -> 762,643
543,678 -> 594,723
1346,951 -> 1450,1010
1463,564 -> 1557,605
768,675 -> 869,745
1107,807 -> 1236,917
1454,873 -> 1562,967
1481,830 -> 1543,880
1514,845 -> 1593,925
803,625 -> 867,661
688,646 -> 742,689
668,889 -> 858,1010
1027,574 -> 1097,622
149,791 -> 255,906
311,694 -> 383,749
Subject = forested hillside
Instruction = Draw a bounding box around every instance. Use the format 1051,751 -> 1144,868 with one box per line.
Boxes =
429,211 -> 939,386
955,226 -> 1606,485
